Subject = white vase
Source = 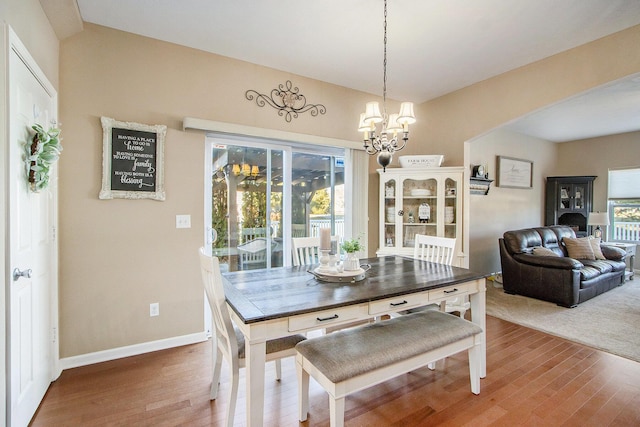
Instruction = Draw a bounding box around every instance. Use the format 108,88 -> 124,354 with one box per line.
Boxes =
343,253 -> 360,271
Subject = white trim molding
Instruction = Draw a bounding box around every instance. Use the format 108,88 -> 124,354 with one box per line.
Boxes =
58,332 -> 207,371
183,117 -> 364,151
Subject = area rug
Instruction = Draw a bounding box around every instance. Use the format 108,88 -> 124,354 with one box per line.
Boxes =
486,279 -> 640,363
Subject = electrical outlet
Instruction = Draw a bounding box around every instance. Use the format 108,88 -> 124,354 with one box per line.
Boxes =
150,302 -> 159,317
176,214 -> 191,229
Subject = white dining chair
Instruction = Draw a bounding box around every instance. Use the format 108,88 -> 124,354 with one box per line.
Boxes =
292,235 -> 342,266
236,237 -> 277,270
198,248 -> 306,427
241,227 -> 267,243
413,234 -> 470,317
237,246 -> 267,269
292,236 -> 322,266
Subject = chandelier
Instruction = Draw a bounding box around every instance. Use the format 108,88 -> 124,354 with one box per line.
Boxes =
231,149 -> 260,178
358,0 -> 415,171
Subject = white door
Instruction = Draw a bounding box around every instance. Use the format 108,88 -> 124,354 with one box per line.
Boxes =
8,33 -> 58,427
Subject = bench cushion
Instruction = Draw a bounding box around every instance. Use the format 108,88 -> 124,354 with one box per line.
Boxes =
295,310 -> 482,383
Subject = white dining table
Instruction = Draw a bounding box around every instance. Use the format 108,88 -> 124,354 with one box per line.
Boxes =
222,255 -> 488,427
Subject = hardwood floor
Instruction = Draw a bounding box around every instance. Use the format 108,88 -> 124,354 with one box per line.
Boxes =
31,316 -> 640,426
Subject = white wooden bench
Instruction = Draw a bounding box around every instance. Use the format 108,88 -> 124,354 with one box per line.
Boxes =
295,310 -> 483,427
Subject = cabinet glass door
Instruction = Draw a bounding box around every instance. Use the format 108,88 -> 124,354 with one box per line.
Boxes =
574,184 -> 584,209
444,177 -> 458,238
559,185 -> 572,209
383,179 -> 397,248
402,178 -> 437,248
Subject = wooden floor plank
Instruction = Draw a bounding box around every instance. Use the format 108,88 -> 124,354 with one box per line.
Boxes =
31,316 -> 640,426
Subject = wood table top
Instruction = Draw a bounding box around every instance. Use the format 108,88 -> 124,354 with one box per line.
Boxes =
223,255 -> 489,324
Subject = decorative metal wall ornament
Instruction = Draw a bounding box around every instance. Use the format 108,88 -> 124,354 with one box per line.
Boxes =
245,80 -> 326,122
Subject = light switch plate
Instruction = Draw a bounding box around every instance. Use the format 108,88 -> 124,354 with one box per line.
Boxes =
150,302 -> 159,317
176,214 -> 191,229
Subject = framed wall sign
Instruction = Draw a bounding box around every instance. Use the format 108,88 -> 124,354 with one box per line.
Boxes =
496,156 -> 533,189
99,117 -> 167,200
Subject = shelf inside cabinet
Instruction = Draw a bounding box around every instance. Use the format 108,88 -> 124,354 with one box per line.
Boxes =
470,177 -> 494,195
403,196 -> 437,200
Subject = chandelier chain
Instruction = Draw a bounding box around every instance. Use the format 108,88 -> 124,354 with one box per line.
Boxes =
382,0 -> 388,118
358,0 -> 414,171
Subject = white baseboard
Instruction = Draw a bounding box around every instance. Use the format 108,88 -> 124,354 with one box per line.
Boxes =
58,332 -> 207,372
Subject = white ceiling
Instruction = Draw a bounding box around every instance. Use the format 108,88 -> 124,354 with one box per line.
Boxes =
76,0 -> 640,142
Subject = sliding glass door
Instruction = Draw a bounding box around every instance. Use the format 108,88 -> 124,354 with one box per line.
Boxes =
291,152 -> 345,238
207,137 -> 345,271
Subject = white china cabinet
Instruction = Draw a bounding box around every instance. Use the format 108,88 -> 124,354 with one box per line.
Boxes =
377,167 -> 466,266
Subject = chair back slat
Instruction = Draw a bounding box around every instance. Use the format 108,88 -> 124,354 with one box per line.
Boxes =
413,235 -> 456,266
292,236 -> 321,266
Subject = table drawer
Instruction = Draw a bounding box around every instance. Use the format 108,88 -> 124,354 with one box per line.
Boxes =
429,283 -> 472,301
288,304 -> 369,332
368,291 -> 429,315
429,283 -> 470,302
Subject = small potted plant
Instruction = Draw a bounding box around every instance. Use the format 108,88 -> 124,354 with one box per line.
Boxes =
341,236 -> 364,271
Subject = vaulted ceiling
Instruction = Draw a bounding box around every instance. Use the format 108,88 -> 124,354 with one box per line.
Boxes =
70,0 -> 640,142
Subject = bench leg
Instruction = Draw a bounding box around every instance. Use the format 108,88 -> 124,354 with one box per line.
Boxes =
329,396 -> 346,427
296,357 -> 309,421
468,344 -> 481,395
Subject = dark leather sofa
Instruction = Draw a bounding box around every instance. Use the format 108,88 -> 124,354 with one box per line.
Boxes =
499,225 -> 626,307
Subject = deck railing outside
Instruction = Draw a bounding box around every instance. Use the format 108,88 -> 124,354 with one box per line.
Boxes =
309,216 -> 345,238
611,221 -> 640,242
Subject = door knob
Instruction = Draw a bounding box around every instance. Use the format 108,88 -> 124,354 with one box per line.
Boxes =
12,268 -> 32,281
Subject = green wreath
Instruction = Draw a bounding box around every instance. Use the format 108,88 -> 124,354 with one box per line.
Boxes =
28,123 -> 62,192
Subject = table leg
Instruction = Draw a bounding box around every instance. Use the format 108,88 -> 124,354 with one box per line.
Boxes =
469,279 -> 487,378
245,340 -> 267,427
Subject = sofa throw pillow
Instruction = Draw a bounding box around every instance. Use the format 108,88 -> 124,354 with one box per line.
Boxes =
532,246 -> 560,257
563,237 -> 595,260
588,236 -> 606,260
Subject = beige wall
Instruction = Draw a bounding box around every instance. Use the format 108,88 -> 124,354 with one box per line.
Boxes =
468,130 -> 558,273
59,21 -> 640,358
367,25 -> 640,256
555,131 -> 640,212
397,24 -> 640,164
58,24 -> 374,357
1,0 -> 59,86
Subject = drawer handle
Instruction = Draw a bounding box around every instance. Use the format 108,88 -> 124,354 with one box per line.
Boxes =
317,314 -> 339,322
390,300 -> 408,306
443,288 -> 459,294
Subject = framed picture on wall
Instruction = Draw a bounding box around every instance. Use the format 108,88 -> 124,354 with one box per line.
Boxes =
99,116 -> 167,200
496,156 -> 533,189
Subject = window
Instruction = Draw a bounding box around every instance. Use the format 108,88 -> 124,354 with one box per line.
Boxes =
205,135 -> 353,271
608,167 -> 640,242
